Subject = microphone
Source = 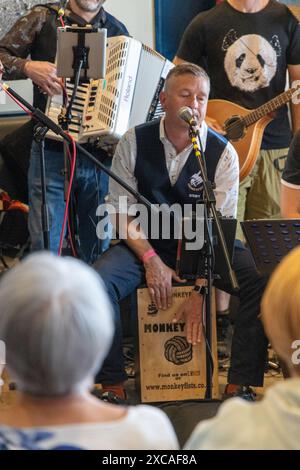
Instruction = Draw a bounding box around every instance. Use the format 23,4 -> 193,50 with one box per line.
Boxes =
178,106 -> 198,127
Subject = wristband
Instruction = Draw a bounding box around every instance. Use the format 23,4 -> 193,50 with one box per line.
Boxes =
142,249 -> 156,264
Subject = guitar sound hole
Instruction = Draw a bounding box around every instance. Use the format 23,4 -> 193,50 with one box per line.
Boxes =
224,116 -> 245,141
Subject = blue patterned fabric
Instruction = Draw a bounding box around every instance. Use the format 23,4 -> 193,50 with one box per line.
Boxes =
0,428 -> 83,450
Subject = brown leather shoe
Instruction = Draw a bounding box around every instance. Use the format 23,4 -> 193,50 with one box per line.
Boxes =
100,390 -> 127,405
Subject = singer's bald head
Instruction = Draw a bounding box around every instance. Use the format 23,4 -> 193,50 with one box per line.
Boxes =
164,63 -> 210,94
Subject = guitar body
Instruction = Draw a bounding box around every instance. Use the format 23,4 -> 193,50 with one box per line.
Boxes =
206,99 -> 273,182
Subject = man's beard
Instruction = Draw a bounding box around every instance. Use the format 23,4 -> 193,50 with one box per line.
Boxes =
73,0 -> 105,13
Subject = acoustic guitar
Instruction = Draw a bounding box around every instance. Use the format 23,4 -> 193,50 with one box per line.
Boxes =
206,86 -> 299,182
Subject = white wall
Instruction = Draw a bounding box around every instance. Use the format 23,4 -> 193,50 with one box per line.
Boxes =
106,0 -> 154,48
0,0 -> 156,113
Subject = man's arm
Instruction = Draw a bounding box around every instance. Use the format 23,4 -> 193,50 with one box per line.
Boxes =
121,212 -> 203,345
281,130 -> 300,217
108,129 -> 184,311
281,183 -> 300,218
116,214 -> 184,311
288,64 -> 300,132
0,7 -> 46,79
0,7 -> 62,95
214,142 -> 239,218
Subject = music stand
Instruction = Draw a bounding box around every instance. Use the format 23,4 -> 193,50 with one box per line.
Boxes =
178,217 -> 237,281
178,216 -> 237,399
241,219 -> 300,276
56,26 -> 107,81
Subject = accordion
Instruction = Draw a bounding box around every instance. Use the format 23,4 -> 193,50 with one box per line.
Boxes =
46,36 -> 174,147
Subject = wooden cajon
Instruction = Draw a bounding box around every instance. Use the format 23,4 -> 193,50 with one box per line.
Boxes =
136,284 -> 219,403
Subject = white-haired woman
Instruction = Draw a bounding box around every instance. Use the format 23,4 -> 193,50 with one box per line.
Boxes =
0,253 -> 178,450
185,246 -> 300,450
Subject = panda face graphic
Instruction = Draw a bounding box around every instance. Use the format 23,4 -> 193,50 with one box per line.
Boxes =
222,31 -> 281,93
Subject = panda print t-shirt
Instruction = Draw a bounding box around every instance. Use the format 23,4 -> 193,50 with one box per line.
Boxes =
177,0 -> 300,149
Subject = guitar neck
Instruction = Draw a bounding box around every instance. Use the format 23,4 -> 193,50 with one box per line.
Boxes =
242,88 -> 296,127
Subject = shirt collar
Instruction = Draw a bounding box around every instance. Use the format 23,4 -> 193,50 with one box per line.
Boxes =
159,116 -> 208,152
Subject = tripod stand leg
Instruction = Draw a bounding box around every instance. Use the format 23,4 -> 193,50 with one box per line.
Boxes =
34,126 -> 50,250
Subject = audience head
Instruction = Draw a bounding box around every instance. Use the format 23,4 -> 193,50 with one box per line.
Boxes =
262,246 -> 300,375
0,252 -> 114,396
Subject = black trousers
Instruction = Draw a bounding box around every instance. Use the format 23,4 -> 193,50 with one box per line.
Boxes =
215,240 -> 268,386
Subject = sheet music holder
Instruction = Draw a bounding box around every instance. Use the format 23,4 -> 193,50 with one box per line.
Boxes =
241,219 -> 300,276
178,217 -> 237,282
56,26 -> 107,81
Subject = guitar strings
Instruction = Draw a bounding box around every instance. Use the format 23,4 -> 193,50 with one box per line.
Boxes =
223,88 -> 293,135
225,87 -> 299,131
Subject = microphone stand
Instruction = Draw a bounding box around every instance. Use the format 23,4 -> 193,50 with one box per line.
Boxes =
33,124 -> 50,249
58,25 -> 99,257
59,54 -> 85,257
188,124 -> 239,399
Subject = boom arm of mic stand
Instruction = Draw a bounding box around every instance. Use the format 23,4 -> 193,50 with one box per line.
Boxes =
1,82 -> 157,215
189,126 -> 239,292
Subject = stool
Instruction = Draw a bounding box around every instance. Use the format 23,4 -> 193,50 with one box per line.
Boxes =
135,284 -> 219,403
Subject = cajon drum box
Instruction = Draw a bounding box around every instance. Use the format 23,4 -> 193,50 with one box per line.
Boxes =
136,284 -> 219,403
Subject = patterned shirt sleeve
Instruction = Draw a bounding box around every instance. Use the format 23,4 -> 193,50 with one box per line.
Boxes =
0,7 -> 48,80
107,127 -> 138,212
214,141 -> 239,218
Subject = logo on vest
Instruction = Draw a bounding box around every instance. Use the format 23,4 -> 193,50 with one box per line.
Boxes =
188,172 -> 203,192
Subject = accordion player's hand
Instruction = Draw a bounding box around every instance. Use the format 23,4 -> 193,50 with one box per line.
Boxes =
23,60 -> 63,96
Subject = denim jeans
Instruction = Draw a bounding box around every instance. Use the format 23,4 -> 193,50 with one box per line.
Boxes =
94,241 -> 268,387
28,140 -> 110,264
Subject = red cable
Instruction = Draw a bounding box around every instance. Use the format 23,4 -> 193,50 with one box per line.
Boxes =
2,78 -> 76,257
66,145 -> 77,257
0,86 -> 32,116
58,134 -> 77,256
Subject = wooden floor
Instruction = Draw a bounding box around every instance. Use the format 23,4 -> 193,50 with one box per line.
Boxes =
0,355 -> 283,407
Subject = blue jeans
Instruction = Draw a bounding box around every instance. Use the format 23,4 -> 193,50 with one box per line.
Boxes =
94,241 -> 268,387
28,140 -> 110,264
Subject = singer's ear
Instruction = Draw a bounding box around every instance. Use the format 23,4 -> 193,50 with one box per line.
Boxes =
159,89 -> 167,111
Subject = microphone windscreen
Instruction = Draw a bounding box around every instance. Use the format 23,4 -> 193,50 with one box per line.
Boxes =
178,106 -> 193,123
